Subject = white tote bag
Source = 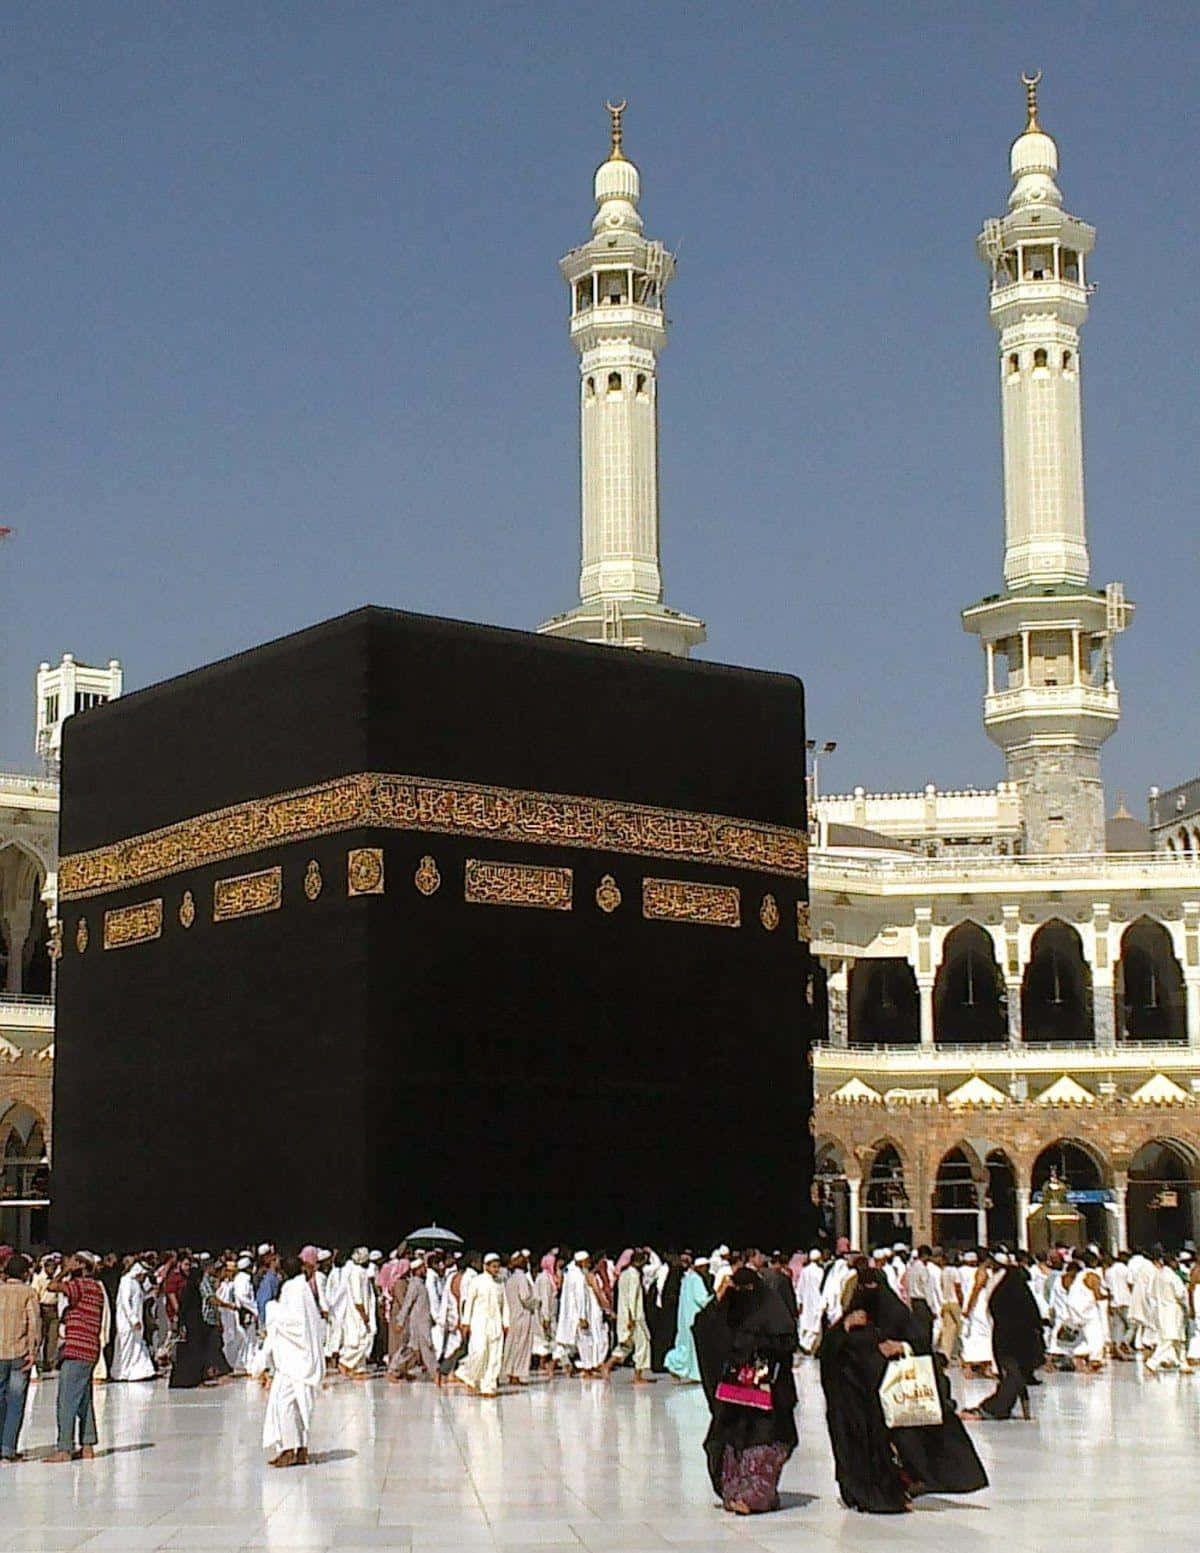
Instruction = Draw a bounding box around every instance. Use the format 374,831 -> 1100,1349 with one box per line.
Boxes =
878,1346 -> 943,1429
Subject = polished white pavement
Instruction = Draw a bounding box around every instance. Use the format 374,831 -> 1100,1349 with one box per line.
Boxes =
7,1360 -> 1200,1553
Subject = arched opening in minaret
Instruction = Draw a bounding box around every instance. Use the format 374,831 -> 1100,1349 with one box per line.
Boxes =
849,959 -> 918,1047
1062,350 -> 1074,372
1007,352 -> 1020,376
1033,347 -> 1048,370
606,371 -> 622,394
1116,917 -> 1186,1043
1021,919 -> 1093,1044
934,922 -> 1006,1045
575,279 -> 593,312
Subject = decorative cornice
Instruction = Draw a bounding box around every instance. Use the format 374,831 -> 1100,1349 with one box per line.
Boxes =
59,771 -> 807,900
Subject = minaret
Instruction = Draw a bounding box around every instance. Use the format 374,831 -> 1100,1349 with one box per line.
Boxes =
963,74 -> 1132,854
539,102 -> 705,656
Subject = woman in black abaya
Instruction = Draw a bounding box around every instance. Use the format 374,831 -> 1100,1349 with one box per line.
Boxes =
820,1266 -> 987,1512
650,1255 -> 685,1373
962,1264 -> 1044,1421
693,1266 -> 798,1514
169,1266 -> 212,1389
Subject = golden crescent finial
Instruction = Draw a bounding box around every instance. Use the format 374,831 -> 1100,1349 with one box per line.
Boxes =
605,98 -> 627,160
1021,69 -> 1043,132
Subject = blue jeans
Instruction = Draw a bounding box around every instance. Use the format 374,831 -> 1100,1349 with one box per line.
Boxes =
0,1356 -> 30,1457
56,1358 -> 98,1453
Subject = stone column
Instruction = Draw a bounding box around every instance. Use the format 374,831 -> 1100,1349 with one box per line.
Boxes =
976,1202 -> 988,1246
847,1176 -> 862,1251
1093,990 -> 1115,1048
1015,1185 -> 1031,1249
1186,976 -> 1200,1052
918,978 -> 935,1048
1112,1173 -> 1129,1252
1005,981 -> 1023,1044
828,960 -> 850,1049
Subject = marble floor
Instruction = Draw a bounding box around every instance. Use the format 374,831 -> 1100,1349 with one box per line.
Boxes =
6,1361 -> 1198,1552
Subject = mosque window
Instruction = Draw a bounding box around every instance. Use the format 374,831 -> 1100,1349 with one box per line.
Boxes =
1026,250 -> 1051,280
585,377 -> 596,399
1033,348 -> 1048,370
636,373 -> 647,396
607,371 -> 622,393
1007,353 -> 1019,375
1062,250 -> 1080,282
1062,350 -> 1073,371
575,281 -> 592,312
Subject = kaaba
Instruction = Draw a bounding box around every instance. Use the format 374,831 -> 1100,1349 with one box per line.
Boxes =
52,607 -> 815,1251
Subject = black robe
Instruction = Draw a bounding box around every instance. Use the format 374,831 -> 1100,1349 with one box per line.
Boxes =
651,1264 -> 683,1373
872,1282 -> 987,1497
988,1268 -> 1045,1374
819,1317 -> 910,1514
169,1275 -> 209,1389
99,1263 -> 123,1372
693,1279 -> 798,1497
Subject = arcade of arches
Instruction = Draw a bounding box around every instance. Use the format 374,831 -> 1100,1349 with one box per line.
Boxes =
813,1106 -> 1200,1254
825,913 -> 1195,1048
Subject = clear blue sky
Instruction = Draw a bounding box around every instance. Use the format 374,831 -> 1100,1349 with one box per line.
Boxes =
2,2 -> 1196,807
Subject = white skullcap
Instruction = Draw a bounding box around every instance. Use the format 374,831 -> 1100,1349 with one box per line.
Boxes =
809,1248 -> 822,1258
964,1251 -> 978,1263
237,1255 -> 252,1270
369,1249 -> 383,1261
483,1252 -> 501,1264
257,1243 -> 272,1256
198,1252 -> 211,1261
318,1248 -> 332,1260
693,1257 -> 709,1267
872,1247 -> 889,1259
573,1250 -> 589,1263
351,1246 -> 370,1265
893,1242 -> 907,1252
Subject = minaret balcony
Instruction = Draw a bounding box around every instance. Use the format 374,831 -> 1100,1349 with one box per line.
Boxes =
989,278 -> 1088,327
570,303 -> 666,349
983,682 -> 1120,745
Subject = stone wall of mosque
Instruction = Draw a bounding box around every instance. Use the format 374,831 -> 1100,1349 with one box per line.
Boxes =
812,1095 -> 1200,1253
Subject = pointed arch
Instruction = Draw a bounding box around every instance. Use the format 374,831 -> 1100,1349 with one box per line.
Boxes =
1021,919 -> 1093,1044
849,958 -> 919,1047
934,921 -> 1005,1045
1117,917 -> 1186,1042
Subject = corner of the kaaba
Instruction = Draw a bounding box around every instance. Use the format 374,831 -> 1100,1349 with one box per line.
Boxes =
51,605 -> 816,1254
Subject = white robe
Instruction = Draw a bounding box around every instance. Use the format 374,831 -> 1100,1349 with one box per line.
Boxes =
821,1258 -> 853,1326
339,1262 -> 375,1372
1146,1266 -> 1188,1370
1128,1257 -> 1158,1348
1066,1271 -> 1106,1362
960,1269 -> 995,1366
111,1268 -> 155,1382
1187,1281 -> 1200,1362
323,1264 -> 348,1360
797,1262 -> 824,1351
532,1270 -> 558,1357
251,1275 -> 325,1456
555,1264 -> 609,1369
455,1273 -> 507,1395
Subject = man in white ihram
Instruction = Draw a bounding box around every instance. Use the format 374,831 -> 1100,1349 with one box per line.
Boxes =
252,1258 -> 325,1467
110,1261 -> 156,1382
556,1250 -> 610,1374
796,1250 -> 824,1354
455,1253 -> 508,1397
339,1248 -> 376,1376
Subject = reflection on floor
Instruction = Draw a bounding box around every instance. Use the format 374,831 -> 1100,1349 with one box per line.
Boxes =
7,1360 -> 1199,1551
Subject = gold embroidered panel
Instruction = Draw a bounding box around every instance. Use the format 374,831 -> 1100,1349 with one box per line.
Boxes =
58,771 -> 807,900
642,878 -> 741,928
103,899 -> 164,951
347,847 -> 384,897
213,867 -> 282,923
464,859 -> 573,911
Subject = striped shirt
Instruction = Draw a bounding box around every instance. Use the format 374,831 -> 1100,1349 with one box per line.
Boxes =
59,1277 -> 106,1363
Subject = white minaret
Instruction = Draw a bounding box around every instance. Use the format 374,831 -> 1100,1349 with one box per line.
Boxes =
963,74 -> 1131,854
539,102 -> 705,657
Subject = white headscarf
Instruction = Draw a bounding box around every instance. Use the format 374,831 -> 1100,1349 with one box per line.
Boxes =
263,1274 -> 325,1388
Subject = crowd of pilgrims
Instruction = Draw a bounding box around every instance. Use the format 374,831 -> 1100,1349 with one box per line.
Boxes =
6,1234 -> 1196,1512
